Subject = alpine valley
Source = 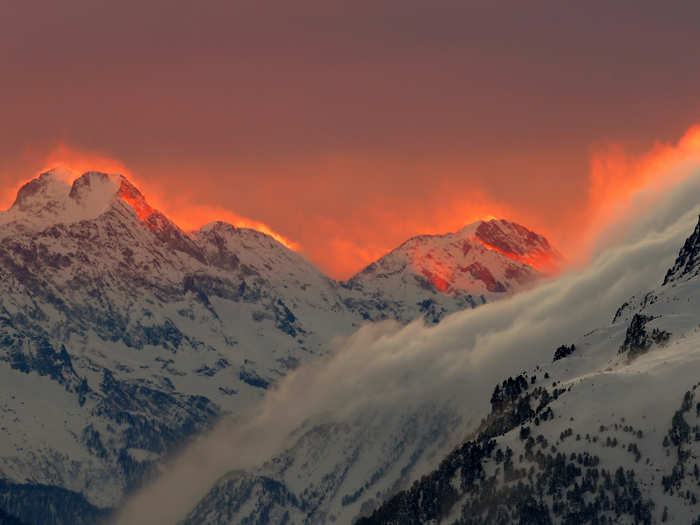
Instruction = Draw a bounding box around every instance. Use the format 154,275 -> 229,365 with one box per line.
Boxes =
0,168 -> 560,524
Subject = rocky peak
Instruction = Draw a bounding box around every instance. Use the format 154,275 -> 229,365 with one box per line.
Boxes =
195,221 -> 331,287
5,168 -> 173,230
198,221 -> 285,243
663,215 -> 700,285
348,218 -> 559,299
199,220 -> 238,235
116,176 -> 154,222
473,219 -> 550,256
68,171 -> 119,202
68,171 -> 156,224
470,219 -> 562,274
10,169 -> 71,213
197,221 -> 294,255
2,168 -> 209,263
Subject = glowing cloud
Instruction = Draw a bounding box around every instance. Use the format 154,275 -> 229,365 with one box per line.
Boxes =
579,125 -> 700,260
41,144 -> 131,176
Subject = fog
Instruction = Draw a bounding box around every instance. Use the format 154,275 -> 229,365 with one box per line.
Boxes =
113,166 -> 700,524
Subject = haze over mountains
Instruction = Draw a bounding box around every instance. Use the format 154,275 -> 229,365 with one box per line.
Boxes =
0,168 -> 559,524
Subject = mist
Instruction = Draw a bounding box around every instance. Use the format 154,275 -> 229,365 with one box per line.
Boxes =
112,164 -> 700,524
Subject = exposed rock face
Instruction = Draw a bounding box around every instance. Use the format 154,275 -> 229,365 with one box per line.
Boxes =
618,313 -> 671,359
473,219 -> 560,273
664,215 -> 700,284
462,261 -> 507,293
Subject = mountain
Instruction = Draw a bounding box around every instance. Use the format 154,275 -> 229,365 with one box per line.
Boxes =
0,169 -> 557,524
344,219 -> 561,323
354,216 -> 700,524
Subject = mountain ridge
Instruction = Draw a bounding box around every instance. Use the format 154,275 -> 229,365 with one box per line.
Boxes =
0,168 -> 560,524
2,168 -> 561,289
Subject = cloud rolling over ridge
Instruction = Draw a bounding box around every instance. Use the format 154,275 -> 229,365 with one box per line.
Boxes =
112,151 -> 700,524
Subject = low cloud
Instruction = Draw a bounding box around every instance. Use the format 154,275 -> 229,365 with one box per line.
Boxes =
112,162 -> 700,524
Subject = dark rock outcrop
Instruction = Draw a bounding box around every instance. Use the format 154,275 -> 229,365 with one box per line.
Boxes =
664,215 -> 700,285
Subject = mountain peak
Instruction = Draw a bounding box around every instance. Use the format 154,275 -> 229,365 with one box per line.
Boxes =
348,218 -> 561,299
67,171 -> 124,215
68,171 -> 120,201
199,221 -> 238,234
469,218 -> 562,274
115,176 -> 155,222
3,168 -> 162,230
663,215 -> 700,285
11,168 -> 73,213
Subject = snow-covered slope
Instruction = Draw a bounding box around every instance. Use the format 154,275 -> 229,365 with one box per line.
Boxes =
0,168 -> 557,524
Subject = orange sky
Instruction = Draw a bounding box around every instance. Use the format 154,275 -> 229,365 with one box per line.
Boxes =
2,126 -> 699,279
1,2 -> 699,278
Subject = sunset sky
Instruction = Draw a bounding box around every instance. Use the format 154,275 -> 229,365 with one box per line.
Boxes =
2,1 -> 699,278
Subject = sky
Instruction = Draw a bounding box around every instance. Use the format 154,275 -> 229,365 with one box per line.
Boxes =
1,1 -> 699,278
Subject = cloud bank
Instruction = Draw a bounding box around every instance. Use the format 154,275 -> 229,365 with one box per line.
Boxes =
111,153 -> 700,523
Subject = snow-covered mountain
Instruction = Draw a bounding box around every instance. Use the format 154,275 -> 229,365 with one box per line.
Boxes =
344,219 -> 561,323
0,169 -> 556,524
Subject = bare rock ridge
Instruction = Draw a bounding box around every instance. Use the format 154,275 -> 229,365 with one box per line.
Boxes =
472,219 -> 561,273
664,214 -> 700,285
